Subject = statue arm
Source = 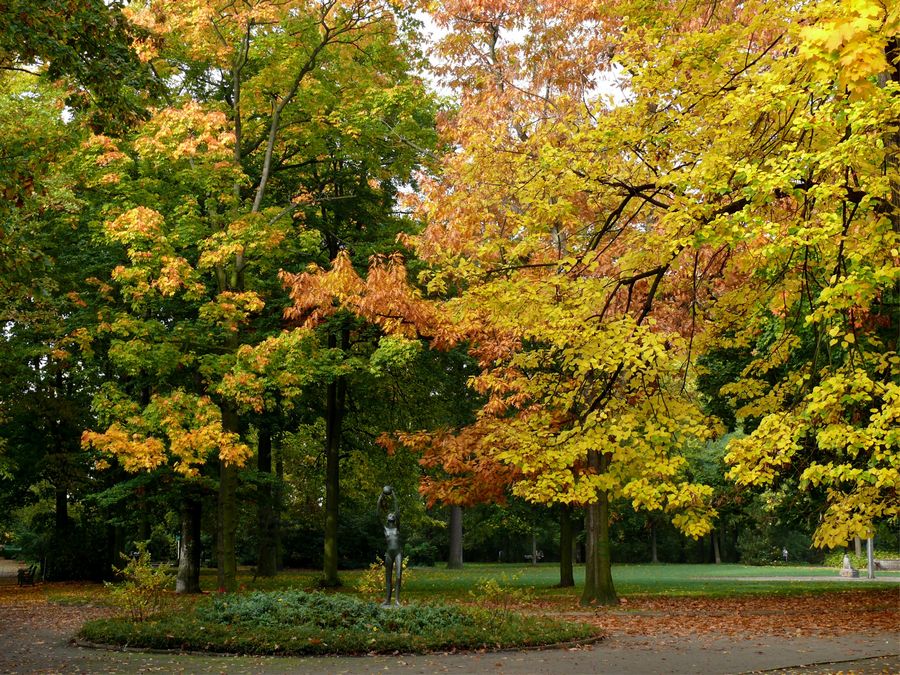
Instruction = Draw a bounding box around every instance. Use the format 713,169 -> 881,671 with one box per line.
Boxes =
376,493 -> 385,521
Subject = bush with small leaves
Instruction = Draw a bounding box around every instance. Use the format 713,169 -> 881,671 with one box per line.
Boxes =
105,541 -> 173,622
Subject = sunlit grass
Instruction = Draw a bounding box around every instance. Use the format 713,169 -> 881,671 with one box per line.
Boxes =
39,562 -> 898,609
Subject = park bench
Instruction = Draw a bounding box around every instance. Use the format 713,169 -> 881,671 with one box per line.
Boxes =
17,564 -> 37,587
874,559 -> 900,571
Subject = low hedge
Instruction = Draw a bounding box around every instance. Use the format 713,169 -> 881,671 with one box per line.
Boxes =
79,590 -> 600,656
824,549 -> 897,569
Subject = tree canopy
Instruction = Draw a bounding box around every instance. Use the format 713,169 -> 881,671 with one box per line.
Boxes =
0,0 -> 896,603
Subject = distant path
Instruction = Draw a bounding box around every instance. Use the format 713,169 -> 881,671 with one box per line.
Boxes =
703,575 -> 900,584
0,567 -> 897,674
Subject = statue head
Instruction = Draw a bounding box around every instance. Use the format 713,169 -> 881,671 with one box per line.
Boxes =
386,512 -> 397,526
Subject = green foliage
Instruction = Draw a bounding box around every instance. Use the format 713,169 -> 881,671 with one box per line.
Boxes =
823,550 -> 898,568
354,556 -> 411,602
469,572 -> 534,623
105,542 -> 173,622
403,538 -> 440,566
198,590 -> 463,633
81,588 -> 597,655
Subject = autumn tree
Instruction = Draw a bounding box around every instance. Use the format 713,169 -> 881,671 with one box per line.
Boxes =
395,0 -> 739,605
0,71 -> 130,577
418,0 -> 899,584
77,0 -> 436,591
716,1 -> 900,548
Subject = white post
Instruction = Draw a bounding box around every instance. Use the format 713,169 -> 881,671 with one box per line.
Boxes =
866,537 -> 875,579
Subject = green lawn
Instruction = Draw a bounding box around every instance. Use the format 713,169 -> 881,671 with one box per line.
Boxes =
215,562 -> 899,600
45,561 -> 898,608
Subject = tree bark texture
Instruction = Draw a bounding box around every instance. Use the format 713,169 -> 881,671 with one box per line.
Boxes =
447,505 -> 464,569
256,426 -> 278,577
558,504 -> 575,587
275,436 -> 284,571
322,329 -> 348,586
217,405 -> 240,592
176,496 -> 202,593
580,450 -> 617,606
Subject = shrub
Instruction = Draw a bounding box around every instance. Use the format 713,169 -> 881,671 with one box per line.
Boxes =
105,541 -> 173,622
80,589 -> 599,655
404,540 -> 439,566
823,549 -> 897,569
354,556 -> 411,602
469,572 -> 534,623
196,589 -> 466,633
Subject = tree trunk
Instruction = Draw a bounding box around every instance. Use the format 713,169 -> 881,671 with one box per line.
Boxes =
106,524 -> 124,580
54,486 -> 68,531
275,435 -> 284,571
256,426 -> 277,577
322,329 -> 348,586
217,406 -> 240,592
854,536 -> 863,558
713,531 -> 722,564
447,505 -> 463,569
650,519 -> 659,564
580,450 -> 617,606
558,504 -> 575,587
176,496 -> 202,593
531,532 -> 538,565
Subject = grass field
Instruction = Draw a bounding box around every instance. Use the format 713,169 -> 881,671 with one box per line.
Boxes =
43,561 -> 899,608
401,562 -> 900,599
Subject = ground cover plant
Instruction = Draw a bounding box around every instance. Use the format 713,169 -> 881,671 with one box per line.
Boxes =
78,587 -> 598,656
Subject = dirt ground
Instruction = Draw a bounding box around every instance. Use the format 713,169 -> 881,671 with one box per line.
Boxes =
0,561 -> 897,675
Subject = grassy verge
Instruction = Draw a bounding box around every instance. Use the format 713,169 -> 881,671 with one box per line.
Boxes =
46,562 -> 897,607
78,590 -> 599,656
396,563 -> 899,602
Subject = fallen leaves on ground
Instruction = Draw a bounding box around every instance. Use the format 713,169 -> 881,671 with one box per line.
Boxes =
0,581 -> 118,673
546,590 -> 899,638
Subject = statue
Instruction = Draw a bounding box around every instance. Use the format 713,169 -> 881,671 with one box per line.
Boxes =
840,553 -> 859,578
376,485 -> 402,607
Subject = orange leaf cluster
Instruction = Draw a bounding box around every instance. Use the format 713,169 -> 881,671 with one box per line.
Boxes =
282,251 -> 456,347
394,424 -> 520,507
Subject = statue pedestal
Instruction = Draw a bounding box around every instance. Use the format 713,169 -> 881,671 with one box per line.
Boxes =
839,567 -> 859,578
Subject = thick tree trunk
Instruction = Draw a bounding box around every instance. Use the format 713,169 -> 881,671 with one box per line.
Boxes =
447,505 -> 463,569
650,519 -> 659,564
854,536 -> 863,558
217,406 -> 240,592
256,426 -> 277,577
322,330 -> 348,586
580,450 -> 617,606
176,496 -> 202,593
558,504 -> 575,587
713,531 -> 721,564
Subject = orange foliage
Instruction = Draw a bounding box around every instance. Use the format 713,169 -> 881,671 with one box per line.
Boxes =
282,251 -> 456,347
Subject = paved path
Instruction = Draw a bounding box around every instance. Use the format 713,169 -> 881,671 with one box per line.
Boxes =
3,623 -> 898,674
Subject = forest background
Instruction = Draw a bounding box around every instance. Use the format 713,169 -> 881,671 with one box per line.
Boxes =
0,0 -> 897,605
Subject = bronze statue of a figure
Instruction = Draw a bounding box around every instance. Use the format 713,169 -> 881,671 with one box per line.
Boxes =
376,485 -> 402,607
